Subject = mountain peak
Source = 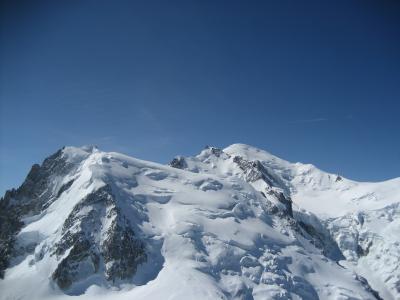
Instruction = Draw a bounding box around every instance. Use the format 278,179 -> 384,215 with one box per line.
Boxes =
0,145 -> 399,299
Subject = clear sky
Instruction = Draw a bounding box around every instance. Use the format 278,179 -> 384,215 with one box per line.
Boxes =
1,0 -> 400,195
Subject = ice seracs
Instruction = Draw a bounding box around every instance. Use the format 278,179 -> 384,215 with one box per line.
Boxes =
0,143 -> 398,300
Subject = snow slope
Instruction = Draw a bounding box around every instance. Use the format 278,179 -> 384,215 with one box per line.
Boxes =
0,144 -> 398,300
223,144 -> 400,218
177,143 -> 400,299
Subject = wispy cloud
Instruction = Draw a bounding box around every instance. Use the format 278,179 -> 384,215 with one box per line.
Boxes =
289,118 -> 329,124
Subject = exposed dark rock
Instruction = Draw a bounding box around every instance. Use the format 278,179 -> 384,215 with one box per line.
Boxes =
267,190 -> 293,217
355,274 -> 384,300
233,156 -> 267,183
52,238 -> 99,289
169,156 -> 187,169
3,148 -> 76,218
232,155 -> 344,263
52,185 -> 146,289
0,147 -> 77,278
0,199 -> 23,278
297,220 -> 344,261
56,179 -> 75,198
233,156 -> 282,188
208,146 -> 224,157
232,155 -> 293,217
357,241 -> 372,257
15,149 -> 71,214
102,221 -> 146,281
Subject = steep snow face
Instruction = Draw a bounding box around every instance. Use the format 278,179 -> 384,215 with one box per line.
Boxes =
0,144 -> 397,300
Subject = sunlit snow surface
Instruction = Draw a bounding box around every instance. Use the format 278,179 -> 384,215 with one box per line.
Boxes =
0,144 -> 398,299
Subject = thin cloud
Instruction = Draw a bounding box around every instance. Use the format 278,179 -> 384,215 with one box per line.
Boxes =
289,118 -> 329,124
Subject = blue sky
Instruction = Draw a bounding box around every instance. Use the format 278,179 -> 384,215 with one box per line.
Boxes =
1,0 -> 400,195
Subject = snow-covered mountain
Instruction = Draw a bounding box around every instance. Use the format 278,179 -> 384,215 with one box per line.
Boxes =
0,144 -> 398,300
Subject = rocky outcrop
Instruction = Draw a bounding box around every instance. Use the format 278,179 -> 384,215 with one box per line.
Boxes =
169,156 -> 187,169
233,156 -> 268,183
266,189 -> 293,217
0,147 -> 77,278
52,185 -> 146,289
1,147 -> 146,288
0,144 -> 394,300
205,146 -> 225,158
0,192 -> 23,278
52,237 -> 100,290
11,148 -> 76,215
233,156 -> 278,185
233,155 -> 293,217
102,221 -> 145,281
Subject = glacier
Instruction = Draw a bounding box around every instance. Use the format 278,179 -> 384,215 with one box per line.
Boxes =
0,144 -> 398,300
